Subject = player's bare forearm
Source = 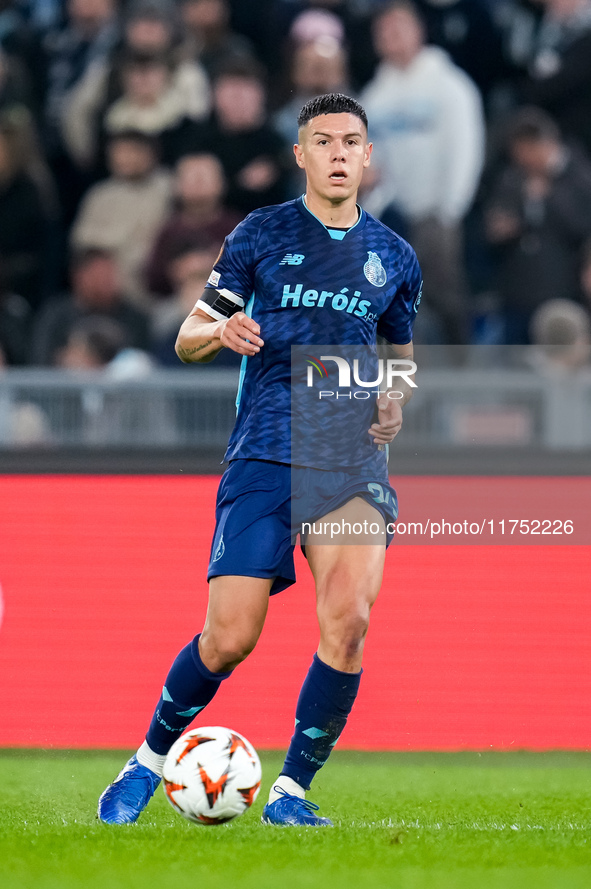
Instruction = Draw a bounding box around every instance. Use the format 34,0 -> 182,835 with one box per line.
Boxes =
384,340 -> 415,407
175,311 -> 225,363
369,340 -> 415,444
175,308 -> 264,363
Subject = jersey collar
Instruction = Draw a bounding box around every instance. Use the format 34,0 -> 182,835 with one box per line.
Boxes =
296,194 -> 367,238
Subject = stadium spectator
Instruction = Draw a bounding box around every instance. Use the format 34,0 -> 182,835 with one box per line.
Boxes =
40,0 -> 118,133
145,152 -> 240,298
0,265 -> 31,366
494,0 -> 545,78
58,315 -> 129,370
0,45 -> 34,113
274,38 -> 351,146
150,252 -> 239,369
273,36 -> 351,197
149,242 -> 232,365
224,0 -> 282,74
484,107 -> 591,344
579,236 -> 591,312
59,314 -> 157,376
171,61 -> 291,215
39,0 -> 119,218
62,0 -> 210,173
16,0 -> 62,33
361,0 -> 485,344
0,114 -> 49,309
31,248 -> 150,365
288,6 -> 346,48
94,51 -> 206,169
273,0 -> 377,87
57,315 -> 172,445
414,0 -> 505,102
0,0 -> 31,51
122,0 -> 185,55
0,0 -> 39,94
70,130 -> 172,307
528,298 -> 591,372
179,0 -> 256,78
523,0 -> 591,156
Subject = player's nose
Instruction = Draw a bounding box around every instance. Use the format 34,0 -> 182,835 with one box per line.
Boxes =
331,142 -> 346,161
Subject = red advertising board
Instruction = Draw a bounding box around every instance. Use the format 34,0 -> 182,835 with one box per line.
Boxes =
0,475 -> 589,750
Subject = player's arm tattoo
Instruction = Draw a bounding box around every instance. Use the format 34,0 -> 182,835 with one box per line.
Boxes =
177,340 -> 213,361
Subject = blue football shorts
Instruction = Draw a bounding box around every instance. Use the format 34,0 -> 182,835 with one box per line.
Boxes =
207,458 -> 398,595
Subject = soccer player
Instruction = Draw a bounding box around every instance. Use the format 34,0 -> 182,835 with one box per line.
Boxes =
98,93 -> 422,827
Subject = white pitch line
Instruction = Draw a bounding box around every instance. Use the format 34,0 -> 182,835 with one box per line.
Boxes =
344,819 -> 590,832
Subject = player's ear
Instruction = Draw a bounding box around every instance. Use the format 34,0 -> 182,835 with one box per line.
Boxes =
363,142 -> 373,168
293,142 -> 305,169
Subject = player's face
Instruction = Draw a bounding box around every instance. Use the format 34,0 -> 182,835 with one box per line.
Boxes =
294,112 -> 372,204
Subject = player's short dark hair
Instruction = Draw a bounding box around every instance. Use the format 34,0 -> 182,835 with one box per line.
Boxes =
297,93 -> 368,132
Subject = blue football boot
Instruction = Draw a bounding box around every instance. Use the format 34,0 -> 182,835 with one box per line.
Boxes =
97,755 -> 161,824
261,787 -> 333,827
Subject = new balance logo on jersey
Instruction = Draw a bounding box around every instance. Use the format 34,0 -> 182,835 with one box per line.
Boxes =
280,253 -> 305,265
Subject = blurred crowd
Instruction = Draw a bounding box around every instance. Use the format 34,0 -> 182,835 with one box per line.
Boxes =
2,0 -> 591,372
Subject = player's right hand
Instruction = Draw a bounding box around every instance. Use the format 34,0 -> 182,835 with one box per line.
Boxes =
220,312 -> 264,356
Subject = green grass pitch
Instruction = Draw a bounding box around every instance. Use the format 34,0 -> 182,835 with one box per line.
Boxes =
1,750 -> 590,889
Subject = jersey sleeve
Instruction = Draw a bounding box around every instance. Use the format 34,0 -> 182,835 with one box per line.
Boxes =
199,214 -> 258,318
377,244 -> 422,344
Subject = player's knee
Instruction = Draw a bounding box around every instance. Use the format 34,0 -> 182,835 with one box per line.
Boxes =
201,631 -> 258,672
341,610 -> 370,650
320,606 -> 370,658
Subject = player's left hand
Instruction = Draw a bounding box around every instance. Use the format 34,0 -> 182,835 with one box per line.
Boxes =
368,392 -> 403,445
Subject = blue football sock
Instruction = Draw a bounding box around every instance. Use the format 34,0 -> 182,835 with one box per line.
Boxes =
145,635 -> 231,755
281,653 -> 362,790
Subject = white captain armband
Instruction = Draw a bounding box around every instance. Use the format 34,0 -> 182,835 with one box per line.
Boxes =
196,287 -> 245,321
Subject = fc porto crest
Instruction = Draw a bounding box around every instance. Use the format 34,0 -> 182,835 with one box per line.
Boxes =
363,251 -> 387,287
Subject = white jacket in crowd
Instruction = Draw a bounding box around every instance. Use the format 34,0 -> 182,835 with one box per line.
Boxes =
361,46 -> 485,223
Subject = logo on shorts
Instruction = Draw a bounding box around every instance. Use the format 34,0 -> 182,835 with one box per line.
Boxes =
363,252 -> 387,287
367,482 -> 397,512
213,535 -> 225,562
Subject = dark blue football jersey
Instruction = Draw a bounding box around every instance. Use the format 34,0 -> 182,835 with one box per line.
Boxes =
201,196 -> 422,469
